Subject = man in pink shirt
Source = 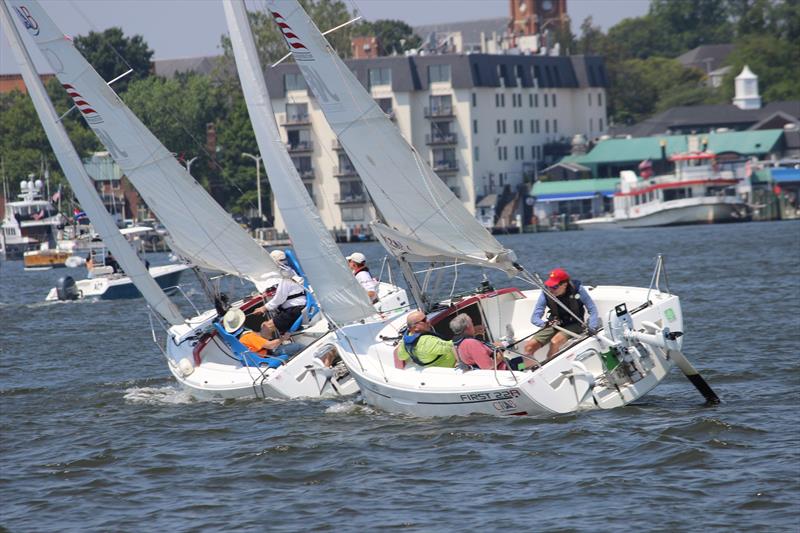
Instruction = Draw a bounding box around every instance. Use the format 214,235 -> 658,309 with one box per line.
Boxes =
449,314 -> 507,370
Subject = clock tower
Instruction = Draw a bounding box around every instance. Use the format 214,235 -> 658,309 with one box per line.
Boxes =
509,0 -> 568,38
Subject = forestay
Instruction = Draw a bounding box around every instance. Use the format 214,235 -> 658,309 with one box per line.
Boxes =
10,0 -> 281,287
223,0 -> 375,325
265,0 -> 519,276
2,2 -> 184,325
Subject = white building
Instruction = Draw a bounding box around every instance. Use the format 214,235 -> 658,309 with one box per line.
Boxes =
264,53 -> 608,233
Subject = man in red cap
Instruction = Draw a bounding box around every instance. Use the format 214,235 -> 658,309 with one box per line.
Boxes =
523,268 -> 599,366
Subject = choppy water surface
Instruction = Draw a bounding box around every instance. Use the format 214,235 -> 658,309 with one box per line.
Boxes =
1,221 -> 799,531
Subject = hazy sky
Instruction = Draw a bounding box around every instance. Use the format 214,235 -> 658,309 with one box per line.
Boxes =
1,0 -> 651,74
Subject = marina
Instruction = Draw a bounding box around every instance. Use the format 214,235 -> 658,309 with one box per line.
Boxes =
1,0 -> 798,530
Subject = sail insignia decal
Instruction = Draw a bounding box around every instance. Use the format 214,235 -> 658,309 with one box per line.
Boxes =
270,10 -> 312,61
12,5 -> 38,35
61,84 -> 104,124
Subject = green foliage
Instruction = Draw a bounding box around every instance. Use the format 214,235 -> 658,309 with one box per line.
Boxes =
0,78 -> 99,199
578,0 -> 799,125
73,27 -> 153,93
354,19 -> 422,55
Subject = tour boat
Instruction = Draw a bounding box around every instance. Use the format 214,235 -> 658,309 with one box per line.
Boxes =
270,0 -> 719,416
1,178 -> 64,260
576,152 -> 750,229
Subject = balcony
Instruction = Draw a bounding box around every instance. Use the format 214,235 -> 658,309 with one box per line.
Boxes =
432,160 -> 459,173
335,193 -> 367,204
296,168 -> 315,180
332,139 -> 345,151
333,165 -> 359,178
425,132 -> 457,145
281,113 -> 311,126
424,106 -> 454,119
286,141 -> 313,153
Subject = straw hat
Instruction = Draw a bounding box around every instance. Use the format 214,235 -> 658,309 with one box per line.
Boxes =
222,308 -> 246,333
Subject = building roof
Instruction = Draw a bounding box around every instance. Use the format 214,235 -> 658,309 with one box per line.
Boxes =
531,177 -> 619,200
610,101 -> 800,137
414,17 -> 510,50
265,53 -> 608,97
676,44 -> 735,73
568,129 -> 785,167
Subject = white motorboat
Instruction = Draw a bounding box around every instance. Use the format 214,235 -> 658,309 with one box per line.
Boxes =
9,0 -> 407,401
271,0 -> 719,416
1,177 -> 64,260
576,152 -> 750,230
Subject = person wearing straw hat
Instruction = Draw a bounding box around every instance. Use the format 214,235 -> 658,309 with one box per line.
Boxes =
346,252 -> 379,302
222,308 -> 303,357
523,268 -> 599,366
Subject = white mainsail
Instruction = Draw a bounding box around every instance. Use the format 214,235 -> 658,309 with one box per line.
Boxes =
265,0 -> 519,275
222,0 -> 375,325
1,1 -> 184,325
8,0 -> 281,287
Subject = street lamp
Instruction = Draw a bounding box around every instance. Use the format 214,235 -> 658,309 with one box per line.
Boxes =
241,151 -> 263,221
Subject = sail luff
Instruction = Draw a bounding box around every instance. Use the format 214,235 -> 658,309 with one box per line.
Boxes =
1,0 -> 184,325
222,0 -> 375,325
9,0 -> 282,287
265,0 -> 519,275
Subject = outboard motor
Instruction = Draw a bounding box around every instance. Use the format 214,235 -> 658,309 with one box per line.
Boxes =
55,276 -> 80,301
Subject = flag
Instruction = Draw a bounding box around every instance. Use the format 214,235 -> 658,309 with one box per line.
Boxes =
51,185 -> 62,203
73,207 -> 87,221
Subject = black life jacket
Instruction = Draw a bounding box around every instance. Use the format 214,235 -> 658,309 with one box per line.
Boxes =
546,280 -> 586,326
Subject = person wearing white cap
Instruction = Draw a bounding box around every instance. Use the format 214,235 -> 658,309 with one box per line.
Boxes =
270,249 -> 300,279
346,252 -> 379,302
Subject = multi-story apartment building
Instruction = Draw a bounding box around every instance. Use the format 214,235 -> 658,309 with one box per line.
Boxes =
264,53 -> 607,232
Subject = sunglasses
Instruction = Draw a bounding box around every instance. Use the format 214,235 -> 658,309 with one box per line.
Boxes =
410,318 -> 429,328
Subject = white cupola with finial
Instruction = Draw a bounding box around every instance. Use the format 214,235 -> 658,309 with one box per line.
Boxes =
732,65 -> 761,110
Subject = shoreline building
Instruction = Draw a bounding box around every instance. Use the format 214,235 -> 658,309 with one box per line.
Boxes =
264,53 -> 607,233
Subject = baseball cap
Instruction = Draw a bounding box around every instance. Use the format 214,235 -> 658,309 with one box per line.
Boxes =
346,252 -> 366,264
544,268 -> 570,288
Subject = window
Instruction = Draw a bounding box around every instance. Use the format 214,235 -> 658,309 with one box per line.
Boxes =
342,206 -> 365,222
429,94 -> 452,116
339,180 -> 364,201
285,103 -> 308,123
472,93 -> 477,107
375,97 -> 394,118
529,94 -> 534,107
304,183 -> 315,204
552,94 -> 557,107
337,153 -> 356,175
428,64 -> 451,84
495,94 -> 500,107
530,119 -> 535,133
368,67 -> 391,88
599,118 -> 604,131
497,119 -> 506,134
474,146 -> 479,161
598,92 -> 603,106
433,147 -> 456,168
553,119 -> 558,134
503,146 -> 508,160
498,146 -> 503,160
534,94 -> 539,107
545,119 -> 550,134
535,119 -> 540,133
544,94 -> 549,107
500,94 -> 505,107
284,72 -> 306,91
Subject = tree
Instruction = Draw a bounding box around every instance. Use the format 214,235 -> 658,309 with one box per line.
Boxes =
73,27 -> 153,93
354,19 -> 421,55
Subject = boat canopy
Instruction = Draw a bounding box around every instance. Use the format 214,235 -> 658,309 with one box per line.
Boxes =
10,0 -> 282,289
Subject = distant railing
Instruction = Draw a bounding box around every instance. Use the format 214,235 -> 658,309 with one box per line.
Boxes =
334,193 -> 367,204
296,168 -> 315,179
333,165 -> 358,177
282,113 -> 311,125
424,106 -> 454,118
425,132 -> 457,145
432,160 -> 459,172
286,141 -> 313,153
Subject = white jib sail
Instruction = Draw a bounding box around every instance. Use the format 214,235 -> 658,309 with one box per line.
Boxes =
223,0 -> 375,325
8,0 -> 281,287
1,1 -> 184,325
265,0 -> 519,275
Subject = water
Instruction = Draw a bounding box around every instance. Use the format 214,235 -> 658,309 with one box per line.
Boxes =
2,221 -> 799,531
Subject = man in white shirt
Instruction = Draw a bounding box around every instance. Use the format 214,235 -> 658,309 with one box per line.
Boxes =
347,252 -> 379,302
254,272 -> 307,336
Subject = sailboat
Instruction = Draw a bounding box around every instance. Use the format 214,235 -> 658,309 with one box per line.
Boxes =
266,0 -> 719,416
7,0 -> 407,401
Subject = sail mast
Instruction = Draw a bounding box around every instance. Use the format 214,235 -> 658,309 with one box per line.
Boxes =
1,0 -> 184,325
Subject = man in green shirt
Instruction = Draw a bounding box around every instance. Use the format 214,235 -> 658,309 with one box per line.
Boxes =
395,310 -> 457,369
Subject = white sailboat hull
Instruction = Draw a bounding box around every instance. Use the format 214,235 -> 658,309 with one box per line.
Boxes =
165,283 -> 409,400
337,286 -> 682,417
